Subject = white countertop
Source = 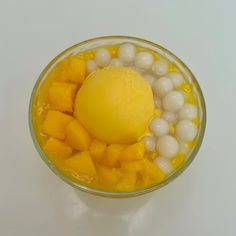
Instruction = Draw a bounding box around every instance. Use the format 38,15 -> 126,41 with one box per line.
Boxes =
1,1 -> 235,235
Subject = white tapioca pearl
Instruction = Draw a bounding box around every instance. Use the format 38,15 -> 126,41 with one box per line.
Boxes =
109,58 -> 123,66
162,111 -> 177,123
178,104 -> 197,120
134,52 -> 154,70
142,136 -> 156,152
118,43 -> 136,64
153,77 -> 173,97
176,120 -> 198,141
156,135 -> 179,158
149,118 -> 169,137
152,60 -> 168,76
143,74 -> 155,87
163,91 -> 184,111
155,156 -> 173,174
86,60 -> 97,73
95,48 -> 111,67
167,72 -> 184,87
153,96 -> 162,108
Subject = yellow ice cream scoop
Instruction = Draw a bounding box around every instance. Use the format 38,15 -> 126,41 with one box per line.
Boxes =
74,66 -> 154,144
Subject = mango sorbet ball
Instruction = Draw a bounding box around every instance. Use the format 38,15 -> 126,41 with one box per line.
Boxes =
74,66 -> 154,144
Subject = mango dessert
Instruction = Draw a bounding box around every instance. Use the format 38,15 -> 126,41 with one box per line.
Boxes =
32,41 -> 202,193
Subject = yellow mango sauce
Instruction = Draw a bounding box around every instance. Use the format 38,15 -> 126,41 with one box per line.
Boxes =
32,44 -> 199,192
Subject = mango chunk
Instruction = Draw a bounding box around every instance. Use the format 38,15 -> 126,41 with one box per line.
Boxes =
102,144 -> 127,167
139,160 -> 166,186
65,120 -> 92,151
97,165 -> 120,186
64,151 -> 97,181
121,160 -> 144,173
146,152 -> 157,161
48,82 -> 77,112
44,137 -> 73,159
42,110 -> 73,139
89,140 -> 107,162
171,153 -> 185,170
115,171 -> 137,192
58,57 -> 86,83
119,141 -> 145,162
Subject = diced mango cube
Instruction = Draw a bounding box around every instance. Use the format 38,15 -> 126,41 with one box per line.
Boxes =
64,151 -> 97,181
42,110 -> 73,139
65,120 -> 92,151
139,160 -> 166,185
77,49 -> 96,61
58,57 -> 86,83
171,153 -> 185,170
44,137 -> 73,159
89,140 -> 107,162
115,171 -> 137,192
146,152 -> 157,161
121,160 -> 144,173
48,82 -> 77,112
102,144 -> 127,167
138,174 -> 153,187
97,165 -> 120,186
119,141 -> 145,162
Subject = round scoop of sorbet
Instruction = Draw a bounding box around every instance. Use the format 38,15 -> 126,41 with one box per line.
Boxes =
74,66 -> 154,144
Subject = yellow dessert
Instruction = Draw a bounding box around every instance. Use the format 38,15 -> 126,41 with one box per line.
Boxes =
32,43 -> 200,192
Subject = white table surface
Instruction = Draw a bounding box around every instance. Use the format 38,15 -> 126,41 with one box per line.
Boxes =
1,1 -> 235,235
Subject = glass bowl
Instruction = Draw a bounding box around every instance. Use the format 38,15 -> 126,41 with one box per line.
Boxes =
29,36 -> 206,198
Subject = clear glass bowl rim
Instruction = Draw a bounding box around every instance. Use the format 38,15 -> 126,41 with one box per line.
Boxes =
29,35 -> 206,198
